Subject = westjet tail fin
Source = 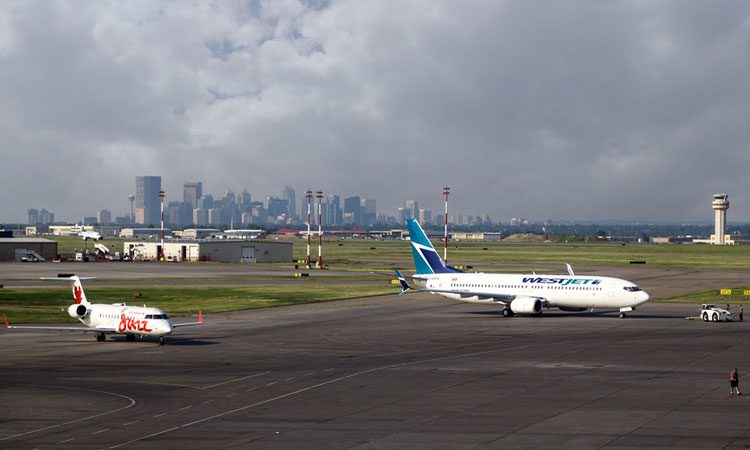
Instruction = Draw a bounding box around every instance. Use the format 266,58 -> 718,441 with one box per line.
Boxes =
406,218 -> 462,275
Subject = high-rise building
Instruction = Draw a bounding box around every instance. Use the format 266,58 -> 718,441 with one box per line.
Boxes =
136,176 -> 162,226
197,194 -> 214,210
183,182 -> 202,210
326,195 -> 341,226
208,208 -> 222,225
39,208 -> 53,224
223,189 -> 235,204
97,209 -> 112,224
193,208 -> 208,226
283,186 -> 296,220
27,209 -> 38,225
266,197 -> 288,221
418,208 -> 432,225
361,198 -> 376,226
343,196 -> 361,226
238,190 -> 252,213
403,200 -> 419,220
167,202 -> 181,225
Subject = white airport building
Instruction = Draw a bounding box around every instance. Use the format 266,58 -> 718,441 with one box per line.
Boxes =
123,240 -> 292,263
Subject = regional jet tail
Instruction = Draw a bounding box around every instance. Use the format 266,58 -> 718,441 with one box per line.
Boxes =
4,275 -> 202,345
400,219 -> 649,318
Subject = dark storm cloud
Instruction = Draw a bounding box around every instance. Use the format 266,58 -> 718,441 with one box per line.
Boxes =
1,0 -> 749,222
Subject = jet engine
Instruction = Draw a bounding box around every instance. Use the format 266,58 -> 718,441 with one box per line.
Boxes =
68,303 -> 91,319
510,297 -> 543,315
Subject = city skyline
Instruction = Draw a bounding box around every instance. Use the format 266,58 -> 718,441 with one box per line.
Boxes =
21,176 -> 511,227
20,177 -> 744,229
3,3 -> 750,223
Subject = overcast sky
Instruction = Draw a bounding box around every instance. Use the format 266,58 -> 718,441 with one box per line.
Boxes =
2,0 -> 750,224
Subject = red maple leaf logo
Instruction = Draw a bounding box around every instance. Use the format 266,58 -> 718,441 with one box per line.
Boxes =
73,285 -> 83,304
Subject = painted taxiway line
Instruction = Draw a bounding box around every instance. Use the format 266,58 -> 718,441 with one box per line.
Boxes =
0,385 -> 136,443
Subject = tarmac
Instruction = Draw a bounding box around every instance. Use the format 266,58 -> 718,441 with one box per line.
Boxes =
2,288 -> 750,449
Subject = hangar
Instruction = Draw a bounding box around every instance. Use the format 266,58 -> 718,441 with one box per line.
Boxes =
123,240 -> 292,263
0,238 -> 58,261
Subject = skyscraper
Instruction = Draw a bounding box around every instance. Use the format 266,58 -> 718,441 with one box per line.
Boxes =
343,196 -> 361,226
183,182 -> 202,210
97,209 -> 112,224
136,176 -> 161,226
361,198 -> 376,225
404,200 -> 419,220
326,195 -> 341,226
27,209 -> 38,225
283,186 -> 296,220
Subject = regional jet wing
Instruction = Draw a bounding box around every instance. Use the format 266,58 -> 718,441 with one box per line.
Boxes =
3,316 -> 116,333
172,310 -> 203,328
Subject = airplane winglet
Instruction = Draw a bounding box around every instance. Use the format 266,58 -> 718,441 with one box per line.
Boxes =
394,269 -> 411,296
566,263 -> 575,276
3,314 -> 9,329
198,310 -> 203,324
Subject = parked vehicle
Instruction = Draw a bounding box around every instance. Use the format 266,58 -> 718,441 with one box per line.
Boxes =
701,304 -> 734,322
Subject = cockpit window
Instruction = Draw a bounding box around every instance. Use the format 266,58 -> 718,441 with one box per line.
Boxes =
145,314 -> 169,319
623,286 -> 641,292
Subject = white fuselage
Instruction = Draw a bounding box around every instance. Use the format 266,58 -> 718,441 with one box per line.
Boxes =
76,304 -> 174,336
414,272 -> 649,310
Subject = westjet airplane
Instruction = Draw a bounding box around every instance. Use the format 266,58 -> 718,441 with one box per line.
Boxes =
4,275 -> 202,345
396,219 -> 649,318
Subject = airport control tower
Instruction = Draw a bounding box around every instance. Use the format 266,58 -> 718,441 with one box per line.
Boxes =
712,193 -> 729,245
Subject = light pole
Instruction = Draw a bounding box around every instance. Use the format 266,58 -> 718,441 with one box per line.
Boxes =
159,190 -> 165,261
316,191 -> 323,269
305,190 -> 312,268
443,186 -> 450,263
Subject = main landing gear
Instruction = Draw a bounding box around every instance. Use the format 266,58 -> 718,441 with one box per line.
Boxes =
502,307 -> 514,317
619,312 -> 627,319
159,336 -> 166,346
96,333 -> 106,342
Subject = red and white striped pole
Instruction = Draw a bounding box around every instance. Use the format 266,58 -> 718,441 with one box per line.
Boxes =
159,190 -> 165,261
305,190 -> 312,268
443,186 -> 449,263
316,190 -> 323,269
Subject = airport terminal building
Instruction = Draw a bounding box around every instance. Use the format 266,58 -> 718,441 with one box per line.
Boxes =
123,240 -> 292,263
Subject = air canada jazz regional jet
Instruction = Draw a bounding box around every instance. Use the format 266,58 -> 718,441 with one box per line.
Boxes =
4,275 -> 202,345
396,219 -> 649,318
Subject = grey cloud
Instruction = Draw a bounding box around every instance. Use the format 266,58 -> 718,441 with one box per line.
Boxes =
2,1 -> 750,223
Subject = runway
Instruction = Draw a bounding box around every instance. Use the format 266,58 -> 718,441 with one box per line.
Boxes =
2,295 -> 750,449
